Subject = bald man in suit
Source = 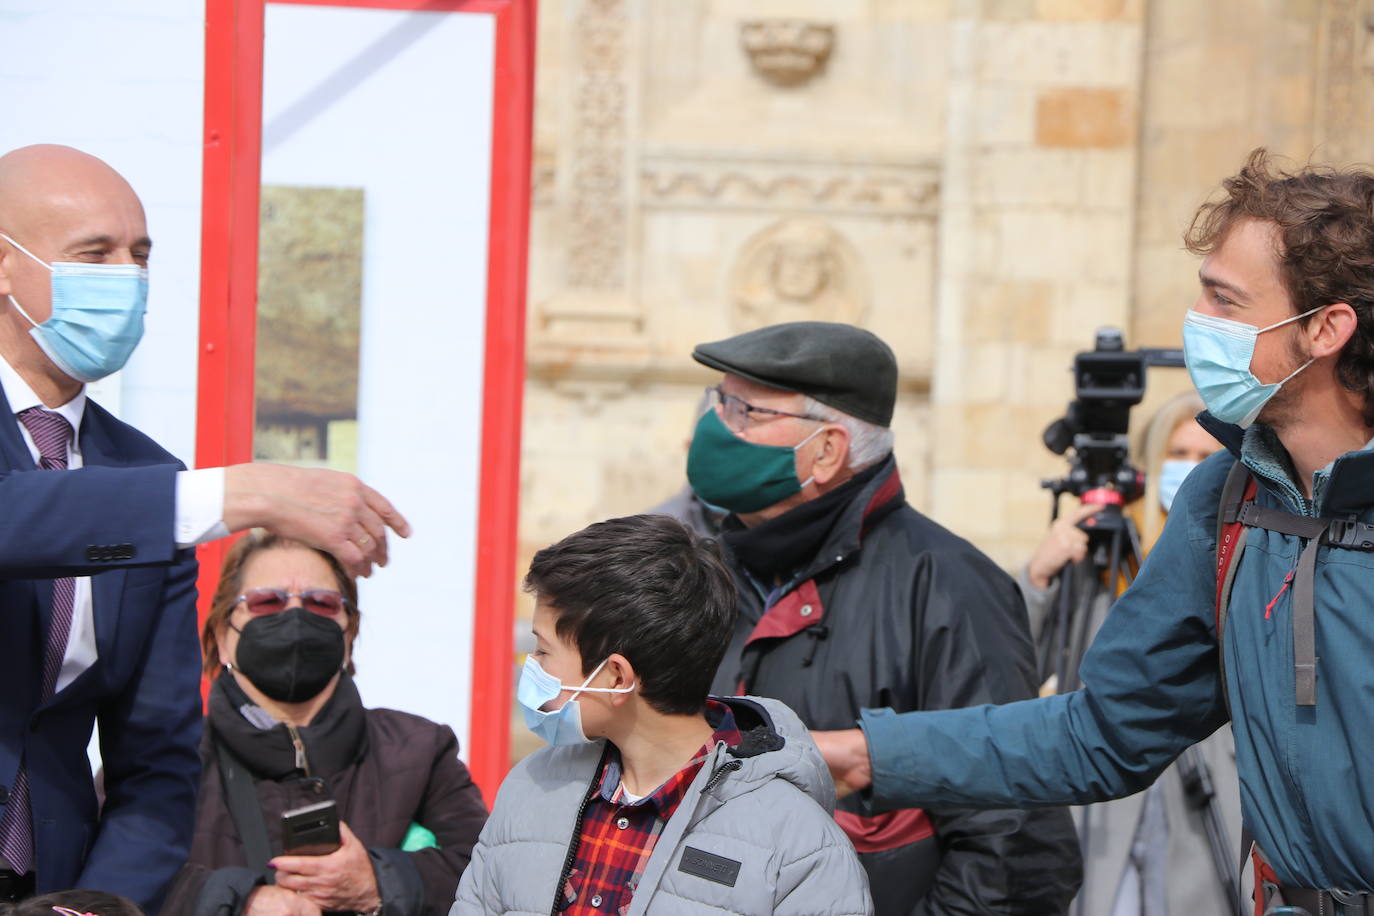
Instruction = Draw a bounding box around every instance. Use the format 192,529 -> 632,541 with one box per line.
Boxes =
0,144 -> 410,911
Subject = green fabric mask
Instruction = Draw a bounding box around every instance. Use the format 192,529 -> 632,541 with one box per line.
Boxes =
686,408 -> 823,514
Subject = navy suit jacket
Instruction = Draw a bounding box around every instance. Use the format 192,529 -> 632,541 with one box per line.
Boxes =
0,384 -> 202,912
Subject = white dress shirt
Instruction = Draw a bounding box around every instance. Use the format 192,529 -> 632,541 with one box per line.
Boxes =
0,357 -> 228,692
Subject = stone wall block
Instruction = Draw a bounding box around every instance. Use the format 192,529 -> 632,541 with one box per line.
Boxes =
985,0 -> 1038,19
1081,148 -> 1136,209
960,404 -> 1063,468
992,209 -> 1129,281
960,342 -> 1015,403
968,279 -> 1056,344
1133,245 -> 1196,345
1036,0 -> 1141,21
978,22 -> 1140,85
1144,43 -> 1252,131
929,467 -> 1009,535
1026,345 -> 1082,408
993,209 -> 1077,279
1051,279 -> 1132,347
972,85 -> 1037,146
1035,87 -> 1136,148
972,148 -> 1085,205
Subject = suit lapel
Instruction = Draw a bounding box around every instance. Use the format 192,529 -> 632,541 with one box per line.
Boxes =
0,381 -> 37,472
79,402 -> 124,469
0,383 -> 51,681
69,402 -> 127,701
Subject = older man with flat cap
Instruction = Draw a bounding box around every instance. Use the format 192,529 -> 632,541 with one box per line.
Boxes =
688,321 -> 1080,915
0,144 -> 409,911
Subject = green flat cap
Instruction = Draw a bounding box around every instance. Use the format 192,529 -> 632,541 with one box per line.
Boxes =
693,321 -> 897,427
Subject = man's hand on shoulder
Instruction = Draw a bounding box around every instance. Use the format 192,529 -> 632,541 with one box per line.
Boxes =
810,728 -> 872,799
223,463 -> 411,578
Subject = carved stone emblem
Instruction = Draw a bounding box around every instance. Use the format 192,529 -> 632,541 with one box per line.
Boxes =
739,20 -> 835,88
731,218 -> 868,330
567,0 -> 629,290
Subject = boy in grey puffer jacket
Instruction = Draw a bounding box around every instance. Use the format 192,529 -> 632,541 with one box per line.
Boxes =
452,514 -> 872,916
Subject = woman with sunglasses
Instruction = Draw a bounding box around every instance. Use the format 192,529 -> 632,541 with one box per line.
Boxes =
163,532 -> 488,916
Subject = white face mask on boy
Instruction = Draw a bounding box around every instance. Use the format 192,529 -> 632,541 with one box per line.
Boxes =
515,655 -> 636,746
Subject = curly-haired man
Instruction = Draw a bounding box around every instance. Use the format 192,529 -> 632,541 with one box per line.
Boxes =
819,149 -> 1374,913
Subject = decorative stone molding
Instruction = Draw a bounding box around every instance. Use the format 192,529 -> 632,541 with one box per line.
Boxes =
730,218 -> 869,330
548,378 -> 633,415
641,157 -> 940,217
530,152 -> 555,206
739,20 -> 836,88
566,0 -> 630,290
531,0 -> 647,360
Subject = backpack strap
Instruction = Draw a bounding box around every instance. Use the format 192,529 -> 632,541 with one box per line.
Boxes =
1230,504 -> 1328,707
215,736 -> 274,875
1214,461 -> 1255,714
1214,464 -> 1374,708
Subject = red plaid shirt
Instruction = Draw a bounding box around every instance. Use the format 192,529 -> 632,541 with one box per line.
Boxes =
556,700 -> 742,915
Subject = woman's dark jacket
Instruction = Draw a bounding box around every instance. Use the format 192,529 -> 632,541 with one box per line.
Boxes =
711,454 -> 1082,915
163,673 -> 488,916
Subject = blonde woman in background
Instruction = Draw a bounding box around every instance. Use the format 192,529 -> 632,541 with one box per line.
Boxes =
1020,390 -> 1242,916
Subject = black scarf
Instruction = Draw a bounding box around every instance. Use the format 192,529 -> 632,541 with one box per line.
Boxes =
208,671 -> 369,780
722,462 -> 884,584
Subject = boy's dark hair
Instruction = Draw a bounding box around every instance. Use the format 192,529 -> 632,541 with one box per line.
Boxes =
525,514 -> 738,716
0,890 -> 145,916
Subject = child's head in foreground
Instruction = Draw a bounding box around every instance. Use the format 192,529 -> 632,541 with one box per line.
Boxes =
0,891 -> 144,916
520,514 -> 738,745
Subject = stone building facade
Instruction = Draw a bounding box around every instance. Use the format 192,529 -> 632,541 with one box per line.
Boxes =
518,0 -> 1374,584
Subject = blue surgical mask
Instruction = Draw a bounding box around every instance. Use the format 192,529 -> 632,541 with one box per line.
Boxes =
1157,459 -> 1199,513
1,233 -> 147,383
516,655 -> 636,747
1182,307 -> 1324,428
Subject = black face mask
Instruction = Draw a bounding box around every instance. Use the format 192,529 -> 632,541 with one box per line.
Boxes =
231,608 -> 346,703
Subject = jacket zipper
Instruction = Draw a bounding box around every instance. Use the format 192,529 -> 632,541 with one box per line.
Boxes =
701,759 -> 741,793
285,724 -> 312,777
1242,458 -> 1317,518
1265,569 -> 1296,620
548,754 -> 738,914
550,787 -> 595,916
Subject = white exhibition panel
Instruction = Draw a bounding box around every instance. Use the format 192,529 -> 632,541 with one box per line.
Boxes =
0,0 -> 206,465
261,3 -> 495,745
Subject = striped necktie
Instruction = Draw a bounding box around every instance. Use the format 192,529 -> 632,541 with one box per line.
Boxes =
0,407 -> 76,874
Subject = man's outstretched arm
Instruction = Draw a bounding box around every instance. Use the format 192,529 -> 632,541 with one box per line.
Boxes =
0,462 -> 409,580
856,476 -> 1230,812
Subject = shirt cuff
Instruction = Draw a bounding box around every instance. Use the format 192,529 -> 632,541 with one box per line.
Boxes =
175,467 -> 230,548
1017,565 -> 1052,605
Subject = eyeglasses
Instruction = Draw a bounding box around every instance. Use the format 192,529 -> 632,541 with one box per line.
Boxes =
705,385 -> 825,433
235,587 -> 352,617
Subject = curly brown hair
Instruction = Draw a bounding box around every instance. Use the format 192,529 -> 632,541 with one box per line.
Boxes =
201,530 -> 360,678
1185,148 -> 1374,425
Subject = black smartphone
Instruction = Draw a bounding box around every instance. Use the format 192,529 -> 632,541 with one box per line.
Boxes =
280,799 -> 341,856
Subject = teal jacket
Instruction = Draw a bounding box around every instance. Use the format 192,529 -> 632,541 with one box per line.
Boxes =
861,413 -> 1374,891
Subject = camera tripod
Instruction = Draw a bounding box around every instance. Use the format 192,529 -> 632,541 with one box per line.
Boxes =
1040,498 -> 1242,916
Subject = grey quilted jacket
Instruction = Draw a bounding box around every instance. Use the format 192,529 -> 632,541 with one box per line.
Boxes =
452,696 -> 873,915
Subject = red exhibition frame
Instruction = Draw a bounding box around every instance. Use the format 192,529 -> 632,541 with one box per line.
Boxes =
197,0 -> 534,800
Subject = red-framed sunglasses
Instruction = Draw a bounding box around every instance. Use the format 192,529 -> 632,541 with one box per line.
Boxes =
235,587 -> 352,617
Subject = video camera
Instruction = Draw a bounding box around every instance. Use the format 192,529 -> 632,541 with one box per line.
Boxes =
1041,327 -> 1185,504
